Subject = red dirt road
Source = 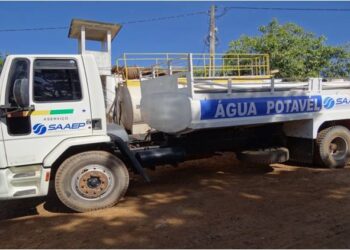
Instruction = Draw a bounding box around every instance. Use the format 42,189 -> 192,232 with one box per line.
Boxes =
1,153 -> 350,248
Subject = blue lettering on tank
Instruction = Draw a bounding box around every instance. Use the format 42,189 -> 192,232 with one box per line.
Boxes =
200,96 -> 322,120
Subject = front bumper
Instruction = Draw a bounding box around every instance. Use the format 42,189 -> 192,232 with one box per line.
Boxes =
0,165 -> 50,200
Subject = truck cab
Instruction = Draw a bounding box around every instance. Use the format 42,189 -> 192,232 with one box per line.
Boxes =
0,54 -> 127,205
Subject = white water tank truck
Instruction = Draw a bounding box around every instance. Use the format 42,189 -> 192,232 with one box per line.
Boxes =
0,19 -> 349,212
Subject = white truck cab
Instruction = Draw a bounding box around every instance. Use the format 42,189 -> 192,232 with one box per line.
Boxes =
0,54 -> 128,206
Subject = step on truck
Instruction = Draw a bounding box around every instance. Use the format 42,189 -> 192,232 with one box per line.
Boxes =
1,19 -> 350,212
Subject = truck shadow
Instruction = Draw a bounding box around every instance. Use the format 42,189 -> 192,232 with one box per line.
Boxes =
0,185 -> 75,221
0,198 -> 44,220
1,153 -> 350,248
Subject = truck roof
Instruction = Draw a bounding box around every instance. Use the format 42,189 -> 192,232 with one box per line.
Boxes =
6,54 -> 82,58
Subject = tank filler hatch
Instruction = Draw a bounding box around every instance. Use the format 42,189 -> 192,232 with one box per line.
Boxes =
68,19 -> 122,76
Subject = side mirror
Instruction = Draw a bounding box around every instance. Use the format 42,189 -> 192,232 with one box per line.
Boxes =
13,78 -> 29,108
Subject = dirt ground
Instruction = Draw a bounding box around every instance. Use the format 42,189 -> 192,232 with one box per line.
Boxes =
1,153 -> 350,248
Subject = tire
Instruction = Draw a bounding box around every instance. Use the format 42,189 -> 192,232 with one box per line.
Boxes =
316,126 -> 350,168
237,147 -> 289,165
55,151 -> 129,212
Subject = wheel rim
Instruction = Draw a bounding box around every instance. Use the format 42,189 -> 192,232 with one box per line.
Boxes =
71,164 -> 114,200
329,137 -> 348,161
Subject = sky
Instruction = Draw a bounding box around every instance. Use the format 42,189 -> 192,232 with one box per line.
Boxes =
1,1 -> 350,63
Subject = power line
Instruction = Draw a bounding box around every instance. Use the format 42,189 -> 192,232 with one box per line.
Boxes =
224,6 -> 350,12
0,10 -> 208,33
2,6 -> 350,33
0,26 -> 68,32
119,10 -> 208,25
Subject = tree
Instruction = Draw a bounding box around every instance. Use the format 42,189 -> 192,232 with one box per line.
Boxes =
0,53 -> 4,74
226,19 -> 350,81
321,44 -> 350,78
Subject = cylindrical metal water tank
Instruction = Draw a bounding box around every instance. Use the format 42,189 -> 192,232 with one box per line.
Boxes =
119,85 -> 143,131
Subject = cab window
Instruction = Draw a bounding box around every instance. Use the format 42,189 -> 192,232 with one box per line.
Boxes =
33,59 -> 82,102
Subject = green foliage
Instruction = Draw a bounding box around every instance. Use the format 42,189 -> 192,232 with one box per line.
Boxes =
0,53 -> 3,74
226,19 -> 350,81
0,53 -> 3,66
321,44 -> 350,78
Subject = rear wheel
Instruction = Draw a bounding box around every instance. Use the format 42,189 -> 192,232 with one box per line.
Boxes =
55,151 -> 129,212
316,126 -> 350,168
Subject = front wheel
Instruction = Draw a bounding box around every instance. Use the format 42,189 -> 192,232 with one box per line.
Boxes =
316,126 -> 350,168
55,151 -> 129,212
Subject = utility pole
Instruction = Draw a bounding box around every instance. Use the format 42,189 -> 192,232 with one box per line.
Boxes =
209,4 -> 216,77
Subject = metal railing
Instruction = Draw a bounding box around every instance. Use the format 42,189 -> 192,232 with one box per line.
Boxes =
115,53 -> 271,80
190,78 -> 350,95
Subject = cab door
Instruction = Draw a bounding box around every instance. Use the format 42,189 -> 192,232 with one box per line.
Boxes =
1,56 -> 93,166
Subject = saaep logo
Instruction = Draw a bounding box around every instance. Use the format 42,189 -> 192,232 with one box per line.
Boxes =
336,97 -> 350,105
33,123 -> 47,135
48,122 -> 85,131
33,122 -> 86,135
323,96 -> 350,109
323,97 -> 335,109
